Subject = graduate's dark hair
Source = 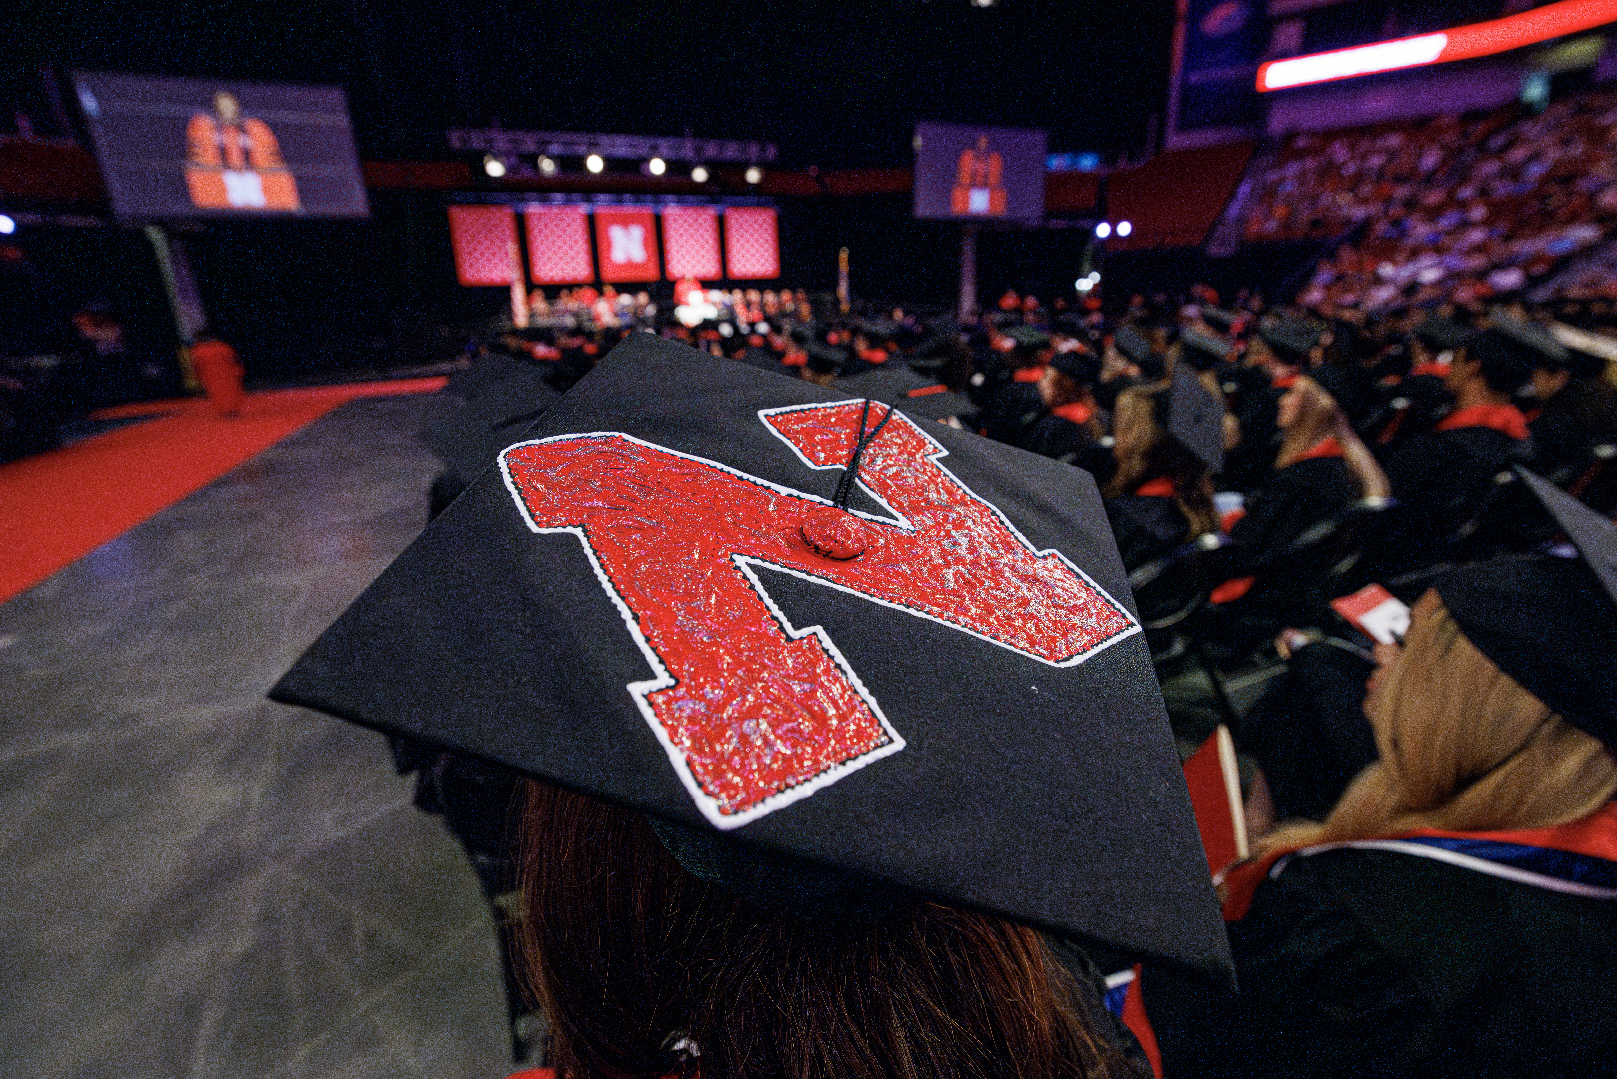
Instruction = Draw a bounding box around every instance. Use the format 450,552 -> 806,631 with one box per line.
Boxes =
515,780 -> 1121,1079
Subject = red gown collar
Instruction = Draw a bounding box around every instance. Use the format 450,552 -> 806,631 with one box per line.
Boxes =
1133,476 -> 1176,498
1051,401 -> 1095,425
1293,436 -> 1344,462
1012,366 -> 1046,383
1434,403 -> 1530,440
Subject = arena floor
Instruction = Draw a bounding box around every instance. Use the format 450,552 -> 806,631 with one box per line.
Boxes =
0,394 -> 514,1079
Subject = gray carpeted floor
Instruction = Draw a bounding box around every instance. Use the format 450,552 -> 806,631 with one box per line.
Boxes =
0,395 -> 513,1079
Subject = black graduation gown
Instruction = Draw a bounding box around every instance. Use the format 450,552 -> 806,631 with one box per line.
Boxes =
1022,411 -> 1118,486
1146,846 -> 1617,1079
1106,494 -> 1190,573
1222,380 -> 1284,494
1375,422 -> 1528,577
1529,377 -> 1617,484
983,379 -> 1047,446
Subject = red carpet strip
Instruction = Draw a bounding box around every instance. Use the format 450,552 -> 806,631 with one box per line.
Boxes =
0,378 -> 446,605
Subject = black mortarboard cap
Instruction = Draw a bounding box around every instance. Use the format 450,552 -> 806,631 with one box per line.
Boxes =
1180,330 -> 1230,371
1003,325 -> 1051,351
1435,468 -> 1617,749
1200,307 -> 1238,333
1411,315 -> 1475,354
1168,367 -> 1225,474
421,364 -> 562,485
804,341 -> 848,375
1114,325 -> 1153,366
1486,310 -> 1569,369
1047,349 -> 1100,392
1258,321 -> 1320,364
833,366 -> 977,423
270,334 -> 1232,984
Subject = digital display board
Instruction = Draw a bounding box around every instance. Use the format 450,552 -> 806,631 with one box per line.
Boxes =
73,72 -> 369,220
913,122 -> 1046,223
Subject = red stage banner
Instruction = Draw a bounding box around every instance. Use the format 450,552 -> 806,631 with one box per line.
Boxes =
594,207 -> 661,283
524,205 -> 595,285
662,206 -> 723,281
725,207 -> 780,280
447,205 -> 517,286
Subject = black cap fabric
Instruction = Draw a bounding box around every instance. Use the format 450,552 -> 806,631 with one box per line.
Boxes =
271,333 -> 1232,983
1258,321 -> 1320,364
833,366 -> 977,423
421,364 -> 562,485
1114,325 -> 1152,367
1003,325 -> 1052,351
1049,350 -> 1102,388
1412,315 -> 1475,354
1168,368 -> 1225,474
1487,311 -> 1568,369
804,341 -> 847,375
1180,330 -> 1230,371
1435,468 -> 1617,748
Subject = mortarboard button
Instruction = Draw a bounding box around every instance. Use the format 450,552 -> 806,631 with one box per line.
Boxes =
799,507 -> 869,560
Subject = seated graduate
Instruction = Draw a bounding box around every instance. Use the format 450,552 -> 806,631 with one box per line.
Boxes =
1526,329 -> 1617,490
1157,474 -> 1617,1079
1022,349 -> 1116,483
1208,376 -> 1390,647
271,332 -> 1235,1079
1102,382 -> 1219,573
983,325 -> 1053,446
1371,319 -> 1537,578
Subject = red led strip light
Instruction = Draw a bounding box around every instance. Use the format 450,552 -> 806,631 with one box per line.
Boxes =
1257,0 -> 1617,92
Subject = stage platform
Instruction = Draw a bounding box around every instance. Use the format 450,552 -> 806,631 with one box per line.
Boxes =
0,392 -> 514,1079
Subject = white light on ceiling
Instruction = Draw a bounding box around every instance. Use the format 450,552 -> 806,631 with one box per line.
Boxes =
538,155 -> 557,176
0,214 -> 15,235
1076,278 -> 1094,292
691,165 -> 710,183
483,154 -> 506,178
648,156 -> 667,176
745,166 -> 763,185
585,153 -> 605,174
1094,221 -> 1111,239
1116,220 -> 1133,237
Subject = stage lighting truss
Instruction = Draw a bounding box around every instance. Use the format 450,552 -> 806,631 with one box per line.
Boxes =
449,129 -> 778,168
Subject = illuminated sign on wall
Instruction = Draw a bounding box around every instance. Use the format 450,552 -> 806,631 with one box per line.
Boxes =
1257,0 -> 1616,92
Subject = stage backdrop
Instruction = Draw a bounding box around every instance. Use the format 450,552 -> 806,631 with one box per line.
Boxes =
912,122 -> 1046,224
525,205 -> 596,284
724,207 -> 780,280
594,208 -> 661,284
662,206 -> 724,281
447,205 -> 518,286
73,72 -> 368,221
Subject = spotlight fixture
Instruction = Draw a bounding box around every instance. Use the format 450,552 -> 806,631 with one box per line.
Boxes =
1076,277 -> 1092,292
1116,220 -> 1133,237
483,154 -> 507,178
0,214 -> 14,235
744,166 -> 763,185
691,165 -> 710,183
538,155 -> 557,176
648,156 -> 667,176
586,153 -> 605,174
1094,221 -> 1111,239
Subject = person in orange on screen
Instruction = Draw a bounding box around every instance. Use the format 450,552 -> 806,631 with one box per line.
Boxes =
951,134 -> 1006,217
189,329 -> 245,417
185,92 -> 301,211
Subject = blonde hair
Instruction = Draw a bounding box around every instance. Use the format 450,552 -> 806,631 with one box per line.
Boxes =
1260,590 -> 1617,853
1104,387 -> 1218,538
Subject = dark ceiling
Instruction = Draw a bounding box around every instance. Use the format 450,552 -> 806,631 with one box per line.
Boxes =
4,0 -> 1176,166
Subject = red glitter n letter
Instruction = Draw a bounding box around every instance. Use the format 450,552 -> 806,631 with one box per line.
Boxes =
500,401 -> 1137,827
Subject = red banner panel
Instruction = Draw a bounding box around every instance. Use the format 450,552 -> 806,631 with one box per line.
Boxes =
725,207 -> 780,280
594,207 -> 661,283
524,205 -> 595,285
447,205 -> 517,286
661,206 -> 723,281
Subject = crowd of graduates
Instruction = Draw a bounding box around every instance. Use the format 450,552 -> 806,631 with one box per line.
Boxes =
402,277 -> 1617,1075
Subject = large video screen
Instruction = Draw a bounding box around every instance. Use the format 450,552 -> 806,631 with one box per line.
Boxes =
913,122 -> 1046,223
73,72 -> 369,220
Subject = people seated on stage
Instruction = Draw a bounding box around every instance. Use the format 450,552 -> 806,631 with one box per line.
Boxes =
1207,376 -> 1389,652
1160,544 -> 1617,1078
982,326 -> 1051,446
1020,349 -> 1115,483
1102,384 -> 1218,573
